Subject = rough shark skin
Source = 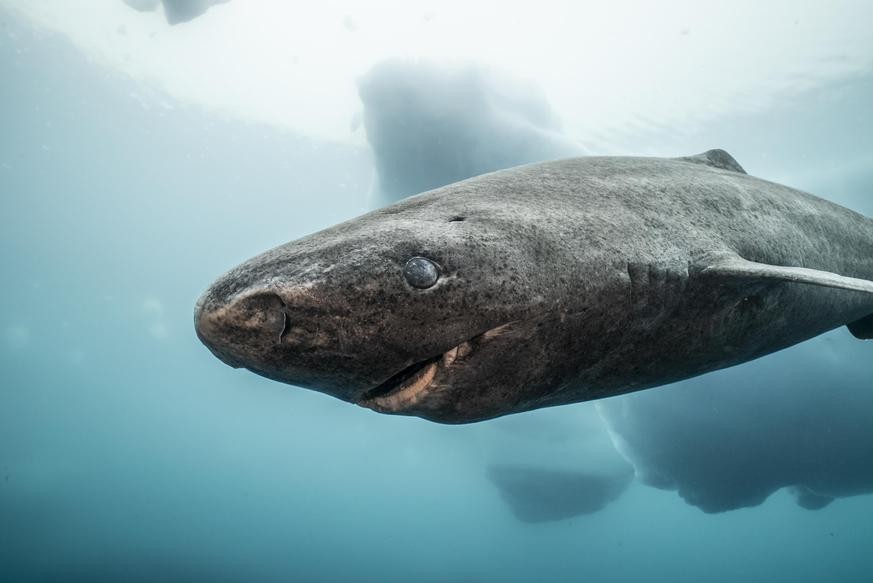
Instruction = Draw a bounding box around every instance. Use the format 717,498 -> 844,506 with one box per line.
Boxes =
195,151 -> 873,423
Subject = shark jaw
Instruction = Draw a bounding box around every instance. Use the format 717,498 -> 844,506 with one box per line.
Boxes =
356,321 -> 518,414
357,340 -> 471,413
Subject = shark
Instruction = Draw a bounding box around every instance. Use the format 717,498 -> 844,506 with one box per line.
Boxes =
195,150 -> 873,423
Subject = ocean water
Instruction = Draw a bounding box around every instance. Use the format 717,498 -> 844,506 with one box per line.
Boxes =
2,3 -> 873,582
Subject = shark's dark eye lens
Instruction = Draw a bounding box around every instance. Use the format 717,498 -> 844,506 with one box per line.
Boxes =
404,257 -> 440,289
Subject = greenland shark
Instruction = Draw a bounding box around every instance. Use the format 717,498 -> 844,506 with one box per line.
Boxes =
195,150 -> 873,423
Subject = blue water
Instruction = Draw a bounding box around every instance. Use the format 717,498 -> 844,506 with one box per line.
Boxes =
2,8 -> 873,583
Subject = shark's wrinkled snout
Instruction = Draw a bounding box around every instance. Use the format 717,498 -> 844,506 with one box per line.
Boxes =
194,289 -> 287,370
194,275 -> 392,404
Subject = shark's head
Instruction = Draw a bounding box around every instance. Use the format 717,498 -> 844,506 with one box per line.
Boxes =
195,185 -> 580,423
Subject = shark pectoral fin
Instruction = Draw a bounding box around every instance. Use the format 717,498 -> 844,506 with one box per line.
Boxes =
702,256 -> 873,295
702,255 -> 873,340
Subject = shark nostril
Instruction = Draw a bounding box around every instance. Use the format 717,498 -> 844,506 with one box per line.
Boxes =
279,312 -> 291,342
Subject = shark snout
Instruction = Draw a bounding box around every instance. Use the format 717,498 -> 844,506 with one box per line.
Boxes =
194,289 -> 288,369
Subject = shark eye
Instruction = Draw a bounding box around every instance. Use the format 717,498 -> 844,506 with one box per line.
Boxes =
403,257 -> 440,289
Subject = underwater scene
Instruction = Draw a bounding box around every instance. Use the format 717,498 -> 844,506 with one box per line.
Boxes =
1,1 -> 872,581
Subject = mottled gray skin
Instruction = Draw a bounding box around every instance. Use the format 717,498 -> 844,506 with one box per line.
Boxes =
195,151 -> 873,423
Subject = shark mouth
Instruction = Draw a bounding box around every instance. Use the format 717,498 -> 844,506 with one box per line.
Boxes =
358,321 -> 514,413
358,342 -> 469,413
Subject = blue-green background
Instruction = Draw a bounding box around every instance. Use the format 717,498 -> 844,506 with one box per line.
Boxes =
2,10 -> 872,582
